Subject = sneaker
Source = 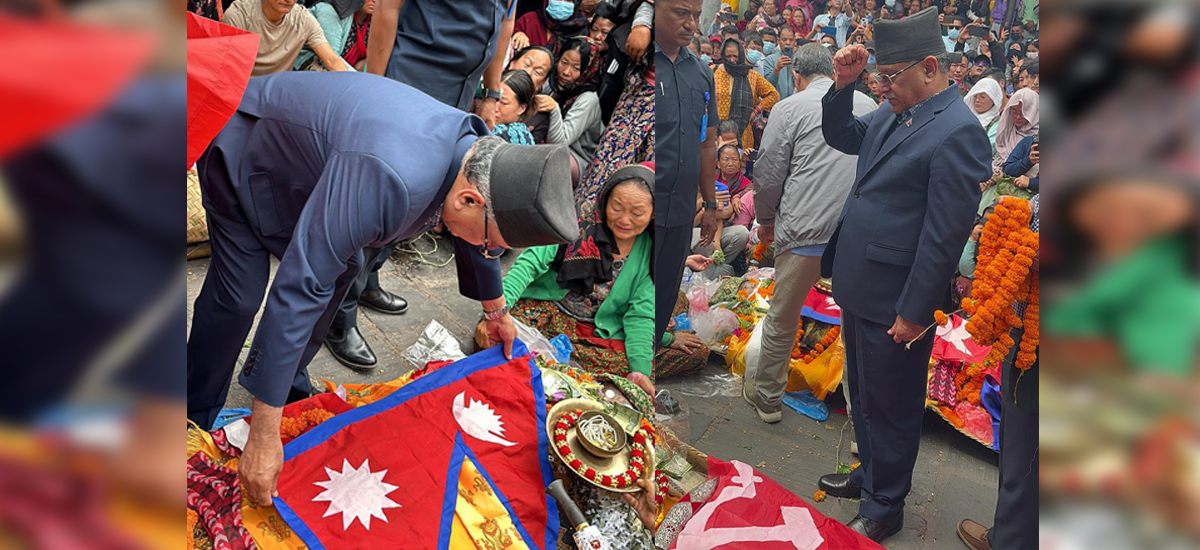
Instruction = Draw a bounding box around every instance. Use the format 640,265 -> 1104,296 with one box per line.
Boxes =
742,377 -> 782,423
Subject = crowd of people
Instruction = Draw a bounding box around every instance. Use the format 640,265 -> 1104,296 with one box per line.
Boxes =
656,0 -> 1039,547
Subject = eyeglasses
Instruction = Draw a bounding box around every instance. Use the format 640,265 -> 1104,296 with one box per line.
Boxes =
873,59 -> 922,87
480,207 -> 505,259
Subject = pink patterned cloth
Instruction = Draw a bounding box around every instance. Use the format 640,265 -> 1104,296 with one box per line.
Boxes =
928,360 -> 961,406
186,453 -> 257,550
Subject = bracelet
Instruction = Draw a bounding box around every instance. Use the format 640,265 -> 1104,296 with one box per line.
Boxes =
482,305 -> 510,321
665,333 -> 676,347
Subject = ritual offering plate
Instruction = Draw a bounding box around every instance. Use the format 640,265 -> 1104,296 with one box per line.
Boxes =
547,400 -> 652,494
576,410 -> 626,458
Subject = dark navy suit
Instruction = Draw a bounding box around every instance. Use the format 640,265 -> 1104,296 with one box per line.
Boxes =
187,73 -> 498,429
821,84 -> 990,522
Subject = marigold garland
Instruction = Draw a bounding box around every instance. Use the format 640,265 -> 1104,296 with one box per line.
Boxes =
279,408 -> 335,440
801,326 -> 841,364
934,310 -> 949,326
962,197 -> 1039,369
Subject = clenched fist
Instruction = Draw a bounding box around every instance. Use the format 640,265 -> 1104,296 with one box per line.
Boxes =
833,44 -> 870,90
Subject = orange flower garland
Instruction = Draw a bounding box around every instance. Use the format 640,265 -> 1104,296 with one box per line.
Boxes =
280,408 -> 335,440
962,197 -> 1039,369
813,490 -> 827,502
801,326 -> 841,364
751,240 -> 769,262
934,310 -> 949,326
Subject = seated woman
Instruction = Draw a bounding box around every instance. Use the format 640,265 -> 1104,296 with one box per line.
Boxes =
492,70 -> 537,145
477,164 -> 655,394
542,37 -> 605,171
294,0 -> 373,71
506,46 -> 555,142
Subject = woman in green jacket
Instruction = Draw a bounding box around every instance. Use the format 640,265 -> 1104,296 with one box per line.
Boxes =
477,163 -> 706,395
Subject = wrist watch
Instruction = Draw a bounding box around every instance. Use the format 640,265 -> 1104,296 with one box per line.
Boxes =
483,88 -> 502,101
482,305 -> 510,321
702,201 -> 719,210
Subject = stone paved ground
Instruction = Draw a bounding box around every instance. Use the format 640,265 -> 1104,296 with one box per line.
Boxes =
187,233 -> 999,550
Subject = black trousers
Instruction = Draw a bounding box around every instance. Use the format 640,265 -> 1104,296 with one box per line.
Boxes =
843,309 -> 936,522
186,205 -> 361,430
654,223 -> 693,349
990,331 -> 1039,549
330,243 -> 397,332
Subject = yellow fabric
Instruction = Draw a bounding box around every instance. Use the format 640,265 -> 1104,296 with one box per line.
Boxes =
321,370 -> 418,407
784,336 -> 845,400
449,456 -> 530,550
713,66 -> 780,149
187,509 -> 199,550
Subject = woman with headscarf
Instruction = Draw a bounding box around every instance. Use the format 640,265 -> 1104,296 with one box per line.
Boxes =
979,87 -> 1039,213
714,38 -> 780,150
481,164 -> 658,391
964,77 -> 1004,147
294,0 -> 375,71
512,0 -> 589,52
785,0 -> 815,35
541,37 -> 605,172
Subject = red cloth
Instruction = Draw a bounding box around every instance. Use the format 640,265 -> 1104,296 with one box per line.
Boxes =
669,458 -> 884,550
186,12 -> 258,168
514,12 -> 551,47
933,314 -> 991,364
0,15 -> 152,161
273,348 -> 555,549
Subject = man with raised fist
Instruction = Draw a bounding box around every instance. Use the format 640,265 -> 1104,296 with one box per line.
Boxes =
814,6 -> 992,544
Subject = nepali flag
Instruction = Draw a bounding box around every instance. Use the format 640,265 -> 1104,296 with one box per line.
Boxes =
273,341 -> 558,550
933,314 -> 991,365
800,288 -> 841,325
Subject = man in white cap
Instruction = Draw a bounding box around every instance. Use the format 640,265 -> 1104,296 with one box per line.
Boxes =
812,6 -> 991,543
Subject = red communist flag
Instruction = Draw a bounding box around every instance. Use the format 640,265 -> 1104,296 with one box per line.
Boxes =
186,13 -> 258,168
668,458 -> 883,550
933,314 -> 991,364
273,343 -> 557,550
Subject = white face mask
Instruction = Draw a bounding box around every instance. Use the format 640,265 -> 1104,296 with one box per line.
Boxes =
1026,52 -> 1039,59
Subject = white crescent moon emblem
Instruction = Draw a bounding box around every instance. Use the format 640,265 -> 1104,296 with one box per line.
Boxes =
453,392 -> 517,447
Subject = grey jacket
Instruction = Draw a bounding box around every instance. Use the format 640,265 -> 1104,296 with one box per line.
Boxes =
547,91 -> 604,169
754,77 -> 876,252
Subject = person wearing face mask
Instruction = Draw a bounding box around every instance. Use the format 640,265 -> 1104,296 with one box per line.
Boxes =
744,32 -> 768,73
513,0 -> 588,50
714,38 -> 781,150
761,27 -> 779,57
763,25 -> 802,99
942,14 -> 964,52
815,8 -> 991,542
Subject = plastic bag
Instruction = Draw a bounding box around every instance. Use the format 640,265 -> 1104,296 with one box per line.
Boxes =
782,390 -> 829,422
549,334 -> 574,363
739,317 -> 767,378
687,284 -> 709,314
691,306 -> 739,345
673,313 -> 691,332
402,320 -> 467,368
512,318 -> 557,359
679,372 -> 743,399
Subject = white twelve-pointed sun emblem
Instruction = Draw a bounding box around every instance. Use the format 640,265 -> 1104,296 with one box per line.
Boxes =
824,296 -> 841,311
453,392 -> 517,447
937,318 -> 973,355
312,458 -> 401,530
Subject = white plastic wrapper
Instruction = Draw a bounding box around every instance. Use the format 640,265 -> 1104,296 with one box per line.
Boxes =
402,320 -> 467,368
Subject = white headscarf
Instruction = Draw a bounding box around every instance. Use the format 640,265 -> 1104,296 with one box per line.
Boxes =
964,78 -> 1003,129
994,87 -> 1040,163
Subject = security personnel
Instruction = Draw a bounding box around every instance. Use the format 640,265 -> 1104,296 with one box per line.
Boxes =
653,0 -> 719,346
186,72 -> 579,506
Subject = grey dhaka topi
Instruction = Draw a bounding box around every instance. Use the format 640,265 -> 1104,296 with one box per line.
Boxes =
872,7 -> 945,65
488,143 -> 580,248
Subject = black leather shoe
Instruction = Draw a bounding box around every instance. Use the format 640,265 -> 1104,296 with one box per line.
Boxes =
359,289 -> 408,314
847,513 -> 904,544
818,473 -> 863,499
325,327 -> 377,370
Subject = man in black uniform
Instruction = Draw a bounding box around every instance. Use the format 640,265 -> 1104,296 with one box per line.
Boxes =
653,0 -> 719,347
